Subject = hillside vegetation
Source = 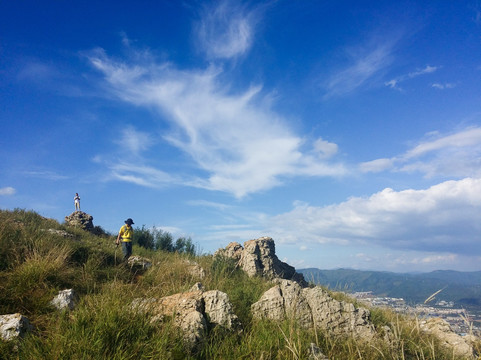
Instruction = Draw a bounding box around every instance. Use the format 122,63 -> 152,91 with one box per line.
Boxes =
0,209 -> 479,359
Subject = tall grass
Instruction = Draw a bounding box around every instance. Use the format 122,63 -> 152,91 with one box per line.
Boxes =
0,209 -> 477,359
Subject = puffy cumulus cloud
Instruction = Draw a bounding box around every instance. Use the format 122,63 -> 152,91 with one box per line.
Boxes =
194,0 -> 262,60
87,48 -> 347,197
360,127 -> 481,178
0,187 -> 16,196
264,178 -> 481,255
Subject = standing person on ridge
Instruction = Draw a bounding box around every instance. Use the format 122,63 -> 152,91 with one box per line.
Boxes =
116,218 -> 134,261
74,193 -> 81,212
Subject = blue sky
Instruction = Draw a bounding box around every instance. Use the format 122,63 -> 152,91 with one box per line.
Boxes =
2,0 -> 481,272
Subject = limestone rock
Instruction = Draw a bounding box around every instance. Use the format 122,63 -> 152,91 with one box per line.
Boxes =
190,282 -> 205,292
0,313 -> 33,341
183,260 -> 206,279
202,290 -> 242,330
215,237 -> 306,286
214,241 -> 243,261
132,287 -> 241,351
251,279 -> 375,340
308,343 -> 329,360
127,256 -> 152,271
420,318 -> 475,358
50,289 -> 77,310
64,211 -> 94,232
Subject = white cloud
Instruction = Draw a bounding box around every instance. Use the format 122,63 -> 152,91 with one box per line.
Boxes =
324,43 -> 394,98
114,125 -> 154,156
23,170 -> 68,180
360,127 -> 481,178
313,138 -> 338,159
109,163 -> 176,188
432,83 -> 455,90
385,65 -> 440,90
88,48 -> 347,197
0,187 -> 16,196
264,177 -> 481,256
195,0 -> 261,60
359,158 -> 395,173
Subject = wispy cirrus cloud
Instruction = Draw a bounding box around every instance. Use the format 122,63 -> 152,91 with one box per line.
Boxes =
432,83 -> 456,90
88,49 -> 346,197
23,170 -> 68,180
385,65 -> 439,90
114,125 -> 155,157
360,126 -> 481,178
322,41 -> 395,99
194,0 -> 262,60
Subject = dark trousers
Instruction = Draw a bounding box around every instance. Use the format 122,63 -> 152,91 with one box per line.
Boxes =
121,241 -> 132,261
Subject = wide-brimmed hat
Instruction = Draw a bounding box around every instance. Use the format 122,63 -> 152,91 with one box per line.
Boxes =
125,218 -> 134,225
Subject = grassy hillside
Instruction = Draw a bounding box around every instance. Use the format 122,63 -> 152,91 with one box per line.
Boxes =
0,209 -> 479,359
299,268 -> 481,308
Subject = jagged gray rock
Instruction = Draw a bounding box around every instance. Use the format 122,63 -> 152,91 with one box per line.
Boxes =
251,279 -> 375,340
183,259 -> 206,279
132,286 -> 241,351
0,313 -> 33,341
127,256 -> 152,271
50,289 -> 77,310
308,343 -> 329,360
214,237 -> 306,286
64,211 -> 94,232
420,318 -> 476,358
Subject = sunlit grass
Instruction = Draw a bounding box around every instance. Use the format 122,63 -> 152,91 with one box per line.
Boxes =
0,209 -> 477,359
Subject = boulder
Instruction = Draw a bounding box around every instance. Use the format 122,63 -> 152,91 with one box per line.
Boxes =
132,286 -> 241,351
64,211 -> 94,232
183,260 -> 206,279
420,318 -> 475,358
251,279 -> 375,340
50,289 -> 77,310
127,256 -> 152,271
215,237 -> 306,286
308,343 -> 329,360
0,313 -> 33,341
202,290 -> 242,330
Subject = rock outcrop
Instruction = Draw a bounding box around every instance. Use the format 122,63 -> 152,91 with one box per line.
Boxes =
132,285 -> 241,351
127,256 -> 152,271
420,318 -> 476,358
50,289 -> 77,311
0,313 -> 33,341
251,279 -> 375,340
184,260 -> 206,279
64,211 -> 94,232
215,237 -> 306,286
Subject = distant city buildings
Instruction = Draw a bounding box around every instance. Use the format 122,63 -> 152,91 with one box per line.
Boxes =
351,291 -> 480,336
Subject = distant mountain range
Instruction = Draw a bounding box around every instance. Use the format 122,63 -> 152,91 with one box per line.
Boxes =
298,268 -> 481,309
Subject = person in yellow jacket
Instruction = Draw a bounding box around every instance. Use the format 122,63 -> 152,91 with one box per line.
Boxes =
116,218 -> 134,261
